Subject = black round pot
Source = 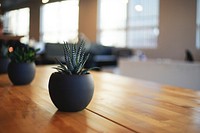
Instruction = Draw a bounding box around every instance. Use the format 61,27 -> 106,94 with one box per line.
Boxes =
8,62 -> 36,85
48,72 -> 94,112
0,58 -> 10,74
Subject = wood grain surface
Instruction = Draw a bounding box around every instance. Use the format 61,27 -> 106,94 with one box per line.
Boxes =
0,65 -> 199,133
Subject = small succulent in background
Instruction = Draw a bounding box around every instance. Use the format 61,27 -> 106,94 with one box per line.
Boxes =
54,40 -> 97,75
8,44 -> 39,63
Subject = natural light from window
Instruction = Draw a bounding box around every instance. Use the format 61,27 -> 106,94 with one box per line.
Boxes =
98,0 -> 159,48
196,0 -> 200,49
40,0 -> 79,43
127,0 -> 159,48
98,0 -> 127,47
3,8 -> 30,43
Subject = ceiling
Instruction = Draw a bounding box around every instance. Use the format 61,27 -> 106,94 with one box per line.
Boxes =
0,0 -> 61,12
0,0 -> 31,11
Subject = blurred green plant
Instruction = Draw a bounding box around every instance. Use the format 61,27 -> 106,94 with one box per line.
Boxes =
8,44 -> 39,63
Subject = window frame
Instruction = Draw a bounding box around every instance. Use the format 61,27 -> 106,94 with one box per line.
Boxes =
196,0 -> 200,49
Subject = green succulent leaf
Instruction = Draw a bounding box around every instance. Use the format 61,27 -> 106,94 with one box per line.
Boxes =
54,58 -> 72,75
54,40 -> 96,75
80,67 -> 99,75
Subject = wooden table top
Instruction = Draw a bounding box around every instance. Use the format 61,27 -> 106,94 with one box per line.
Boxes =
0,65 -> 200,133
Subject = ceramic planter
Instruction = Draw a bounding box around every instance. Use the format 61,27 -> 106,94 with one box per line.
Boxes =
8,62 -> 36,85
48,72 -> 94,112
0,58 -> 10,74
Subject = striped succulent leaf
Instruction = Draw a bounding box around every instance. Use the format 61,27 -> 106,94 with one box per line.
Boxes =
54,40 -> 97,75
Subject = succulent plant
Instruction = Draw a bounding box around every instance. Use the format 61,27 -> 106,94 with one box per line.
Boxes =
54,40 -> 96,75
8,44 -> 39,63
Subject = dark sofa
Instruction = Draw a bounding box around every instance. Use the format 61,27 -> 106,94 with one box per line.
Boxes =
85,43 -> 118,68
35,43 -> 64,65
35,43 -> 119,68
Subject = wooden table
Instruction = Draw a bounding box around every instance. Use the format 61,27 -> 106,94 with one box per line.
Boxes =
0,65 -> 200,133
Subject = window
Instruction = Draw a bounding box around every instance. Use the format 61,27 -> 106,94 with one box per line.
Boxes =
97,0 -> 127,47
127,0 -> 159,48
98,0 -> 160,48
196,0 -> 200,49
3,8 -> 30,43
40,0 -> 79,43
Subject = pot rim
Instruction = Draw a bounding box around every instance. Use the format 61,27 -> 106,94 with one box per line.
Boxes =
52,72 -> 91,77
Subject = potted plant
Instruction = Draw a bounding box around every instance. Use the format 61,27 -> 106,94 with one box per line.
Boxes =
7,44 -> 39,85
48,40 -> 96,112
0,42 -> 10,74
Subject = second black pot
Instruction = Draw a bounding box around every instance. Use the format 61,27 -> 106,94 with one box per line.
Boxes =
8,62 -> 36,85
0,58 -> 10,74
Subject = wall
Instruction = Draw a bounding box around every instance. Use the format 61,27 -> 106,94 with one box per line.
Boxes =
29,2 -> 40,41
142,0 -> 200,61
79,0 -> 97,42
